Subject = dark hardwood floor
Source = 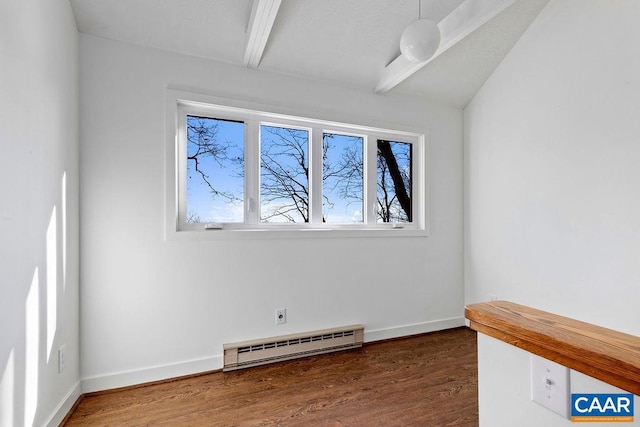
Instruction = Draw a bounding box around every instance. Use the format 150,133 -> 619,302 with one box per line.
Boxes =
64,327 -> 478,426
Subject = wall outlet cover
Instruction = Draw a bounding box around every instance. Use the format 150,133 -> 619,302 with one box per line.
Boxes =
58,345 -> 66,374
275,308 -> 287,325
530,354 -> 570,418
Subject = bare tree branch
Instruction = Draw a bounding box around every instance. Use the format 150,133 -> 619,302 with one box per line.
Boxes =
260,127 -> 310,222
377,140 -> 411,222
186,116 -> 241,202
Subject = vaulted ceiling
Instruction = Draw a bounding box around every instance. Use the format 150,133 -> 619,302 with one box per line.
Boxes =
69,0 -> 549,108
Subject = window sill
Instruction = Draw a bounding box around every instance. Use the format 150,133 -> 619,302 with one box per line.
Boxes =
165,227 -> 429,241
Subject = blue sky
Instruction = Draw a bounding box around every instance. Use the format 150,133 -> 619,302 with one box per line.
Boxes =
186,117 -> 408,224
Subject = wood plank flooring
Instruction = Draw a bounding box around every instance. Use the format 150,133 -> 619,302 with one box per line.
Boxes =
64,327 -> 478,426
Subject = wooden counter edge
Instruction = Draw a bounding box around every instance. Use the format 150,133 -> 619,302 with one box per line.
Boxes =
465,301 -> 640,396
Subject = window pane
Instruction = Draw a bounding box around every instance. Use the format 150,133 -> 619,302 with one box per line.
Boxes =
260,125 -> 309,223
377,140 -> 412,223
323,133 -> 364,223
186,116 -> 244,223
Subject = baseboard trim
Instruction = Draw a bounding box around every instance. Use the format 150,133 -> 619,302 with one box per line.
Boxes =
82,355 -> 223,393
80,317 -> 465,394
45,381 -> 82,427
364,316 -> 466,343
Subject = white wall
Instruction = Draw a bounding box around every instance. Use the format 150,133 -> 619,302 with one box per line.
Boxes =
478,335 -> 639,427
465,0 -> 640,425
0,0 -> 81,425
79,35 -> 464,391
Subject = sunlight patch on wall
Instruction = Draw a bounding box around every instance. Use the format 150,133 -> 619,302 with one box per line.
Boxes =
25,268 -> 40,427
62,172 -> 67,291
0,349 -> 15,427
46,206 -> 57,361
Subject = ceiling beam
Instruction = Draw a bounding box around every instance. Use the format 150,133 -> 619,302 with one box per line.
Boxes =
243,0 -> 282,69
375,0 -> 517,94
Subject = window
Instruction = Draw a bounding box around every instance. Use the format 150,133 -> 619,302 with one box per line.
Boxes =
170,93 -> 426,235
323,133 -> 364,224
186,116 -> 244,223
377,140 -> 412,223
260,125 -> 310,223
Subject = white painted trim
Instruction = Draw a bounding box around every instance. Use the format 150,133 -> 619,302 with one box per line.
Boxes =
45,381 -> 82,427
375,0 -> 517,93
82,355 -> 224,393
164,89 -> 429,239
243,0 -> 282,68
437,0 -> 517,52
364,317 -> 466,342
78,319 -> 464,394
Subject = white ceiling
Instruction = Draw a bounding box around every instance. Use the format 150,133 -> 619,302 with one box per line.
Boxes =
69,0 -> 549,108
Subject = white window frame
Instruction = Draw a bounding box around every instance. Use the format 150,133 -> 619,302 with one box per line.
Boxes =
165,90 -> 428,239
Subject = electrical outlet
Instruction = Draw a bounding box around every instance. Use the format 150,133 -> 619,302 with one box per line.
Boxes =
58,345 -> 66,373
275,308 -> 287,325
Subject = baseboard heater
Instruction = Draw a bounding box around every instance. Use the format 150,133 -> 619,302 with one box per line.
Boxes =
223,324 -> 364,372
